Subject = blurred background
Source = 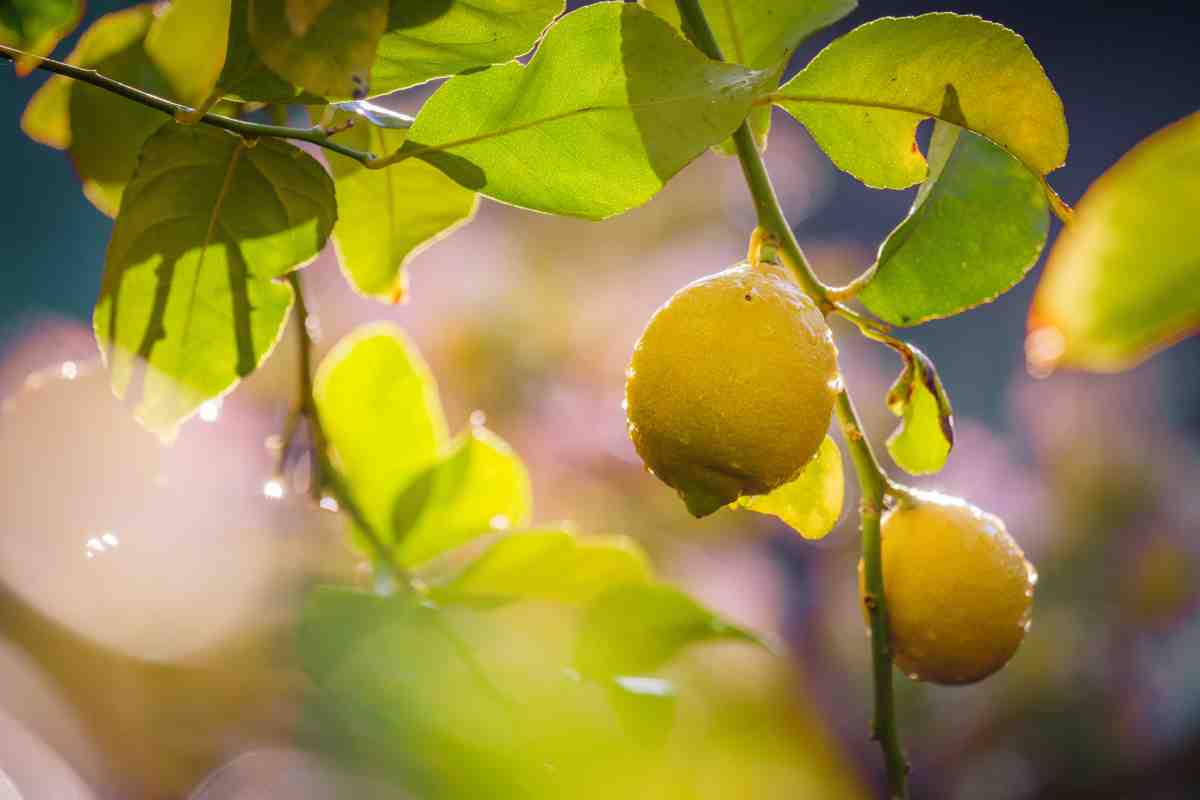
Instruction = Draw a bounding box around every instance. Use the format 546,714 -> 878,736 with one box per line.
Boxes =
1,1 -> 1199,798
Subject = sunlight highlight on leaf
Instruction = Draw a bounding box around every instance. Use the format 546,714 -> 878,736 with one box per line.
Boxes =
736,436 -> 844,539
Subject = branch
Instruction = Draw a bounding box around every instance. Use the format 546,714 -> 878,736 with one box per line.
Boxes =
0,44 -> 379,166
673,2 -> 909,796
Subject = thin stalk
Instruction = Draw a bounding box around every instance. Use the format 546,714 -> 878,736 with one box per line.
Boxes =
673,1 -> 908,796
0,45 -> 380,165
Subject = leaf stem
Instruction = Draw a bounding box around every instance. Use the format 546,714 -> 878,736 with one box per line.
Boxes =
0,44 -> 378,165
674,1 -> 908,795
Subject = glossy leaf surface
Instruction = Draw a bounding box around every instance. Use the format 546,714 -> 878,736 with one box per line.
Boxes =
95,124 -> 337,438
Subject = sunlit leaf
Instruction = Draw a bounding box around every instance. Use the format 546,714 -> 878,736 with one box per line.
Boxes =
145,0 -> 231,108
775,13 -> 1068,189
325,110 -> 477,302
575,583 -> 763,680
21,6 -> 172,215
0,0 -> 82,75
248,0 -> 388,100
859,122 -> 1050,325
393,426 -> 532,565
314,324 -> 449,542
1028,111 -> 1200,373
883,342 -> 954,475
402,2 -> 771,219
428,528 -> 652,606
217,0 -> 323,102
369,0 -> 562,95
736,436 -> 843,539
95,124 -> 337,438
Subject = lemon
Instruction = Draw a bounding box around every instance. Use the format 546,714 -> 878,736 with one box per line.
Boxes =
864,491 -> 1037,685
625,263 -> 839,517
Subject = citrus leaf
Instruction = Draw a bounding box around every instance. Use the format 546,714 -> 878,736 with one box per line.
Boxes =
427,528 -> 652,606
641,0 -> 856,69
883,342 -> 954,475
217,0 -> 324,102
859,122 -> 1050,325
21,6 -> 173,215
402,2 -> 771,219
95,124 -> 337,439
314,324 -> 449,543
286,0 -> 335,36
145,0 -> 232,108
575,583 -> 765,680
0,0 -> 82,75
248,0 -> 388,100
1028,111 -> 1200,373
393,426 -> 532,565
325,111 -> 477,302
775,13 -> 1068,190
369,0 -> 563,96
736,435 -> 843,539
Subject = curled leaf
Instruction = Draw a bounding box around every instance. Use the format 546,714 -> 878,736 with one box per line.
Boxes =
883,342 -> 954,475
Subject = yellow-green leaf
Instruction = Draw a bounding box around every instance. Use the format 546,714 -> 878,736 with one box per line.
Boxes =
286,0 -> 334,36
248,0 -> 387,99
95,124 -> 337,438
775,13 -> 1068,189
314,324 -> 449,542
736,436 -> 843,539
393,426 -> 532,566
217,0 -> 324,102
325,110 -> 477,302
1028,111 -> 1200,373
0,0 -> 82,75
883,342 -> 954,475
428,528 -> 653,606
145,0 -> 232,108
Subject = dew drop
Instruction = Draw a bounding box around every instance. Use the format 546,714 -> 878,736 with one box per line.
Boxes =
489,514 -> 511,530
827,374 -> 845,392
199,398 -> 222,423
303,314 -> 323,342
319,495 -> 340,513
60,361 -> 78,380
262,478 -> 285,500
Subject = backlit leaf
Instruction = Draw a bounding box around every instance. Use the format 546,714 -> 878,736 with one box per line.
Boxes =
314,324 -> 449,542
217,0 -> 323,102
248,0 -> 388,100
370,0 -> 562,95
1028,111 -> 1200,373
428,528 -> 652,606
402,2 -> 771,219
575,583 -> 763,680
145,0 -> 231,108
736,436 -> 843,539
95,124 -> 337,438
325,111 -> 477,302
859,122 -> 1050,325
775,13 -> 1068,189
393,426 -> 532,565
0,0 -> 82,75
286,0 -> 334,36
883,342 -> 954,475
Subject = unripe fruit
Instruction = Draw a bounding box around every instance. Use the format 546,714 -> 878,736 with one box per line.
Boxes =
862,491 -> 1037,685
625,263 -> 839,517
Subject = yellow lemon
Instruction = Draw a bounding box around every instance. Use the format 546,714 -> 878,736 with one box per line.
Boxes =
625,263 -> 839,517
864,491 -> 1037,685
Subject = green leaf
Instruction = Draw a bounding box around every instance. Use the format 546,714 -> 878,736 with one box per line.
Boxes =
95,124 -> 337,438
21,6 -> 174,215
641,0 -> 856,69
217,0 -> 323,102
314,324 -> 449,542
248,0 -> 388,99
883,342 -> 954,475
369,0 -> 563,96
402,2 -> 771,219
858,122 -> 1050,325
575,583 -> 763,680
393,426 -> 532,566
736,435 -> 843,539
775,13 -> 1068,189
325,110 -> 477,302
145,0 -> 231,108
285,0 -> 335,36
0,0 -> 82,75
428,528 -> 653,606
1028,111 -> 1200,373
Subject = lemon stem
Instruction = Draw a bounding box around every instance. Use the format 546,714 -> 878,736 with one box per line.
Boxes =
673,2 -> 908,795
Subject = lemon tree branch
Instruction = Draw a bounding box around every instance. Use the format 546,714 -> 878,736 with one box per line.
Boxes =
673,1 -> 908,795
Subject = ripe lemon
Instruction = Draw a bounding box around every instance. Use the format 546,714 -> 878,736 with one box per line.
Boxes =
625,263 -> 839,517
863,491 -> 1037,685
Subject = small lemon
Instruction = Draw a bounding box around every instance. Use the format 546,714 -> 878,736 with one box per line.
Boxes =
862,491 -> 1037,685
625,263 -> 839,517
